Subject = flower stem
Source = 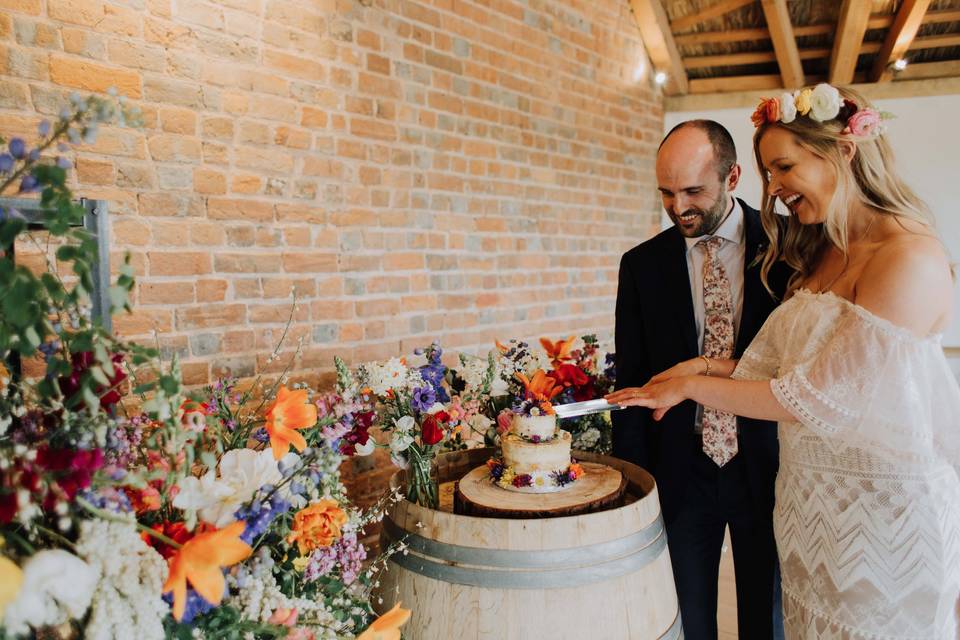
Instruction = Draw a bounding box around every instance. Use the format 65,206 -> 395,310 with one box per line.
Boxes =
76,496 -> 182,549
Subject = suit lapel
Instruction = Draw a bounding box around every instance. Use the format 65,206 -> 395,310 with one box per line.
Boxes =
736,200 -> 767,355
664,227 -> 699,358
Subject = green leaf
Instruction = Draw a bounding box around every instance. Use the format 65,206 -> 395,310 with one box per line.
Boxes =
89,364 -> 111,387
23,326 -> 40,350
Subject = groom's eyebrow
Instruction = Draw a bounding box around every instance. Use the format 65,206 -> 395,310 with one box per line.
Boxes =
658,185 -> 703,195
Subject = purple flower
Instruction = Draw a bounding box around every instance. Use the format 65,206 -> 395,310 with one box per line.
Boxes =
38,120 -> 50,136
8,138 -> 25,159
411,386 -> 436,413
0,153 -> 12,173
19,175 -> 39,193
304,532 -> 367,585
56,157 -> 71,170
234,487 -> 291,545
163,586 -> 218,623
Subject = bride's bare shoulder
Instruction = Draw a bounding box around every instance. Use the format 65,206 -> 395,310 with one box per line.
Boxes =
855,219 -> 952,334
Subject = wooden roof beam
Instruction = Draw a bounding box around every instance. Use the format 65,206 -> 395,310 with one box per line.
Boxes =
628,0 -> 688,95
830,0 -> 872,84
761,0 -> 805,89
670,0 -> 756,33
869,0 -> 932,82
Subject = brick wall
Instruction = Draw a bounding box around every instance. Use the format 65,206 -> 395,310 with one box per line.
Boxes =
1,0 -> 663,394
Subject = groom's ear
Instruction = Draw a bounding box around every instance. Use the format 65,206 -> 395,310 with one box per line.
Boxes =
725,163 -> 742,192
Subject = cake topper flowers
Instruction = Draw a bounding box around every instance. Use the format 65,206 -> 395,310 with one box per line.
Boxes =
514,370 -> 563,416
751,83 -> 891,138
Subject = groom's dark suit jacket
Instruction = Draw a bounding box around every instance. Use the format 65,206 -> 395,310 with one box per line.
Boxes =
612,200 -> 789,524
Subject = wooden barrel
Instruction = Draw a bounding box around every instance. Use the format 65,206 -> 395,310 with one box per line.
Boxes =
377,448 -> 681,640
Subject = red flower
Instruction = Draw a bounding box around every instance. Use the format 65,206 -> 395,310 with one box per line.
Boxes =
421,414 -> 444,445
58,351 -> 127,411
141,521 -> 214,560
550,364 -> 588,388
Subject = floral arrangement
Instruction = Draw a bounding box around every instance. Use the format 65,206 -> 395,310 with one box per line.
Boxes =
0,94 -> 409,639
750,83 -> 891,138
485,457 -> 583,491
494,335 -> 616,453
344,343 -> 499,509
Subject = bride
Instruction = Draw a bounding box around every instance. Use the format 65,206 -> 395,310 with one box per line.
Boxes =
608,84 -> 960,639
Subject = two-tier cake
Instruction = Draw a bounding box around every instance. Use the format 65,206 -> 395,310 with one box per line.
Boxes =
487,370 -> 583,493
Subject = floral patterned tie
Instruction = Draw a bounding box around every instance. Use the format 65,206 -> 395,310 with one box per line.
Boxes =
699,236 -> 738,466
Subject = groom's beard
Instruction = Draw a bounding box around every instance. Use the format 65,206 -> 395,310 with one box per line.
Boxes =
667,190 -> 729,238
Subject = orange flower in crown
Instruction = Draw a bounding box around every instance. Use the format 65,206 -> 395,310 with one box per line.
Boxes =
515,370 -> 563,414
265,386 -> 319,460
539,335 -> 576,367
287,499 -> 348,555
356,602 -> 412,640
163,521 -> 252,621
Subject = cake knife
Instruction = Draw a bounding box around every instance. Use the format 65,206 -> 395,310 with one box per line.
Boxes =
553,398 -> 624,419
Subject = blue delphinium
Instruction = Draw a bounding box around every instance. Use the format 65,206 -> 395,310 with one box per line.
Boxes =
234,485 -> 293,545
163,587 -> 218,623
418,342 -> 449,403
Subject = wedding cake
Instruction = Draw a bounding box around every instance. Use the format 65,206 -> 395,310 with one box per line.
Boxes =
487,371 -> 583,493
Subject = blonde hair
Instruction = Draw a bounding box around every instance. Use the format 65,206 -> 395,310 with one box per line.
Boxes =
753,86 -> 935,294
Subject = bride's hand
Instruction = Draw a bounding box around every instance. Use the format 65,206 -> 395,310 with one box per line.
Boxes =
605,378 -> 689,421
648,358 -> 704,385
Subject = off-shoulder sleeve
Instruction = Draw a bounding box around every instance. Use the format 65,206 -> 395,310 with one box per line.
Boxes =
770,308 -> 960,466
731,315 -> 783,381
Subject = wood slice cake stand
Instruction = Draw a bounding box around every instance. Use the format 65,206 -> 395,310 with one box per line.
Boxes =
454,462 -> 627,519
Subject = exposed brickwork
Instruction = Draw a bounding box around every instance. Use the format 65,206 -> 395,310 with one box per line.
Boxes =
2,0 -> 663,488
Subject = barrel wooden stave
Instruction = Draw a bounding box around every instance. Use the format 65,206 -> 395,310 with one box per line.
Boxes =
377,448 -> 680,640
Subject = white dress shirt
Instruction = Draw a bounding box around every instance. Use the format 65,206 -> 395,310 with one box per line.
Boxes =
683,198 -> 746,351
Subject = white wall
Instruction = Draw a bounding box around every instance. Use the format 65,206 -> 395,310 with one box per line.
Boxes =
665,93 -> 960,358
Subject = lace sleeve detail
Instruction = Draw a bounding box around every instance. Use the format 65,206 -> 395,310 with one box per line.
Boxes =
731,315 -> 782,381
770,309 -> 960,466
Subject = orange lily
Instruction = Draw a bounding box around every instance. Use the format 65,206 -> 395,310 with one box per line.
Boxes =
265,386 -> 319,460
356,602 -> 412,640
494,340 -> 510,354
163,521 -> 252,621
540,335 -> 576,367
515,370 -> 563,414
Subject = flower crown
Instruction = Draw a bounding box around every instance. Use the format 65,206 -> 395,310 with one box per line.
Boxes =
751,83 -> 891,138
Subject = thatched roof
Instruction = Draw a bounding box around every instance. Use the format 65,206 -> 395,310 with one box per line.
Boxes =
630,0 -> 960,96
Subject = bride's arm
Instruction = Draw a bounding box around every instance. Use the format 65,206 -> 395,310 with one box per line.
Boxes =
606,375 -> 794,423
646,356 -> 738,384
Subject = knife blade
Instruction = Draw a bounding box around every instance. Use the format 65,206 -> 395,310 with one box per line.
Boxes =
553,398 -> 624,419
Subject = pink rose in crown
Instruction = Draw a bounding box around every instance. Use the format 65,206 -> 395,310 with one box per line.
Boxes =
844,108 -> 881,137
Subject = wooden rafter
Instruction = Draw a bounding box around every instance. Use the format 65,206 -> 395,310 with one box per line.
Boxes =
673,14 -> 904,46
628,0 -> 688,95
829,0 -> 872,84
760,0 -> 804,89
869,0 -> 932,83
897,60 -> 960,80
670,0 -> 755,33
684,44 -> 884,70
688,74 -> 784,94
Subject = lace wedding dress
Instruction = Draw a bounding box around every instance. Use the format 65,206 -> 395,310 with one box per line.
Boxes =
733,289 -> 960,639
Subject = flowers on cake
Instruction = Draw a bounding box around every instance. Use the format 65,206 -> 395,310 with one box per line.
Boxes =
513,370 -> 563,416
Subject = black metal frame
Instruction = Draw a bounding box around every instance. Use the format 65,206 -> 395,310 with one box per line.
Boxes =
1,196 -> 111,332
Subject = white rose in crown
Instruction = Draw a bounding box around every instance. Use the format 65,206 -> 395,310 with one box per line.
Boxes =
779,92 -> 797,123
808,83 -> 842,122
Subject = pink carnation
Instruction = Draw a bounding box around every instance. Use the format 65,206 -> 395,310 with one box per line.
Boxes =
844,108 -> 881,137
496,408 -> 513,435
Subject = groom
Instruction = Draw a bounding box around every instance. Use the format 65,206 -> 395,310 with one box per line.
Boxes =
612,120 -> 788,639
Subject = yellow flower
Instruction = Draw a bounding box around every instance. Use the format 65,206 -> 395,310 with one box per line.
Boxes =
794,88 -> 812,115
265,387 -> 319,460
0,555 -> 23,621
357,602 -> 411,640
291,555 -> 311,572
287,499 -> 348,555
